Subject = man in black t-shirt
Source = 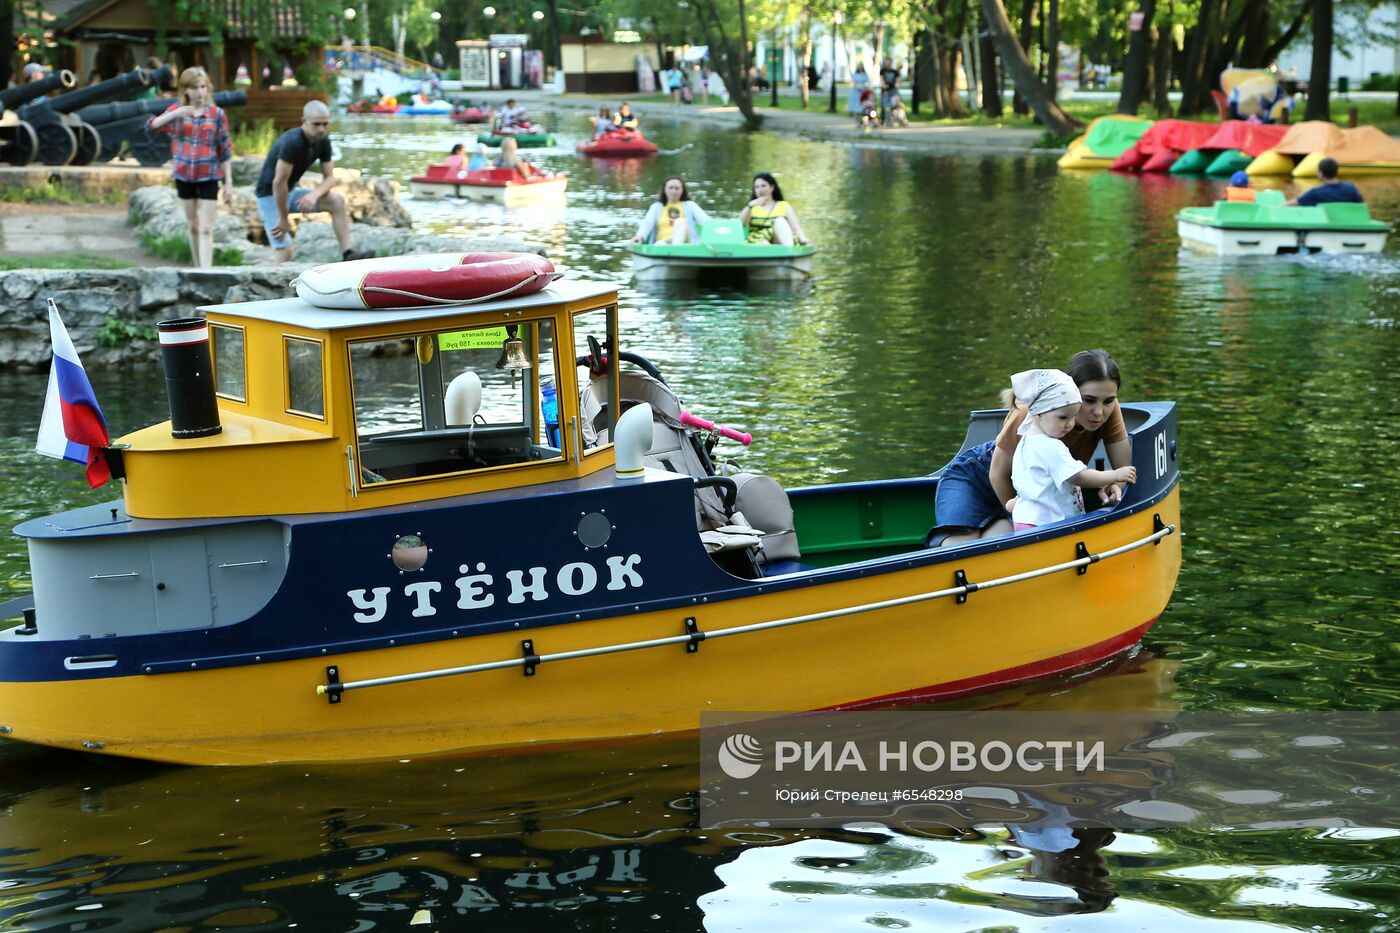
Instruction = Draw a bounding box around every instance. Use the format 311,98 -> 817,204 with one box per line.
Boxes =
254,100 -> 374,263
879,58 -> 901,126
1287,157 -> 1364,207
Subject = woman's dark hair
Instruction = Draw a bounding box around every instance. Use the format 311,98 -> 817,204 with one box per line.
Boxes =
598,105 -> 611,117
450,143 -> 464,155
657,175 -> 691,204
751,171 -> 784,202
1065,349 -> 1121,389
1000,349 -> 1122,408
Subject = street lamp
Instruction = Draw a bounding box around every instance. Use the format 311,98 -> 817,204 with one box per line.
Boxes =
828,9 -> 843,113
532,9 -> 544,20
343,7 -> 355,18
484,6 -> 496,15
430,10 -> 441,19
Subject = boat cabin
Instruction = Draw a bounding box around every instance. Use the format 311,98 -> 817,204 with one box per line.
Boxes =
119,281 -> 625,520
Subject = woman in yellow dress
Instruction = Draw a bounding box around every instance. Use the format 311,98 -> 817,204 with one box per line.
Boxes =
739,172 -> 813,246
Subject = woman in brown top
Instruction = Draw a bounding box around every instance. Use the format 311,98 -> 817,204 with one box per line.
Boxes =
929,350 -> 1132,547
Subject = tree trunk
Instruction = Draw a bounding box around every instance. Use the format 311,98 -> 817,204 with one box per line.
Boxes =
1046,0 -> 1059,100
1304,0 -> 1331,120
980,0 -> 1080,134
1258,6 -> 1309,65
692,0 -> 763,128
917,29 -> 937,112
799,10 -> 812,108
1153,20 -> 1174,115
0,0 -> 14,89
944,48 -> 968,115
1013,0 -> 1034,112
980,29 -> 1002,115
1117,0 -> 1158,114
1177,0 -> 1220,116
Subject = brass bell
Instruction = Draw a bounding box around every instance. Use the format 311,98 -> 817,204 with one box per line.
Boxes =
495,325 -> 532,373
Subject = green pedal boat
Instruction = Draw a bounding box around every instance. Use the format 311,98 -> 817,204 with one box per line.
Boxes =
477,130 -> 555,148
628,218 -> 817,282
1176,190 -> 1390,256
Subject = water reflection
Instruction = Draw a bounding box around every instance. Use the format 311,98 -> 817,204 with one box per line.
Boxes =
1,112 -> 1398,928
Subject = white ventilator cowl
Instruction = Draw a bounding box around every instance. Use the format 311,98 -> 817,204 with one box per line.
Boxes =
444,371 -> 483,424
614,402 -> 654,481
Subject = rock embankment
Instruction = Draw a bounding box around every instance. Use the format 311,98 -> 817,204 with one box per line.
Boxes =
0,267 -> 309,368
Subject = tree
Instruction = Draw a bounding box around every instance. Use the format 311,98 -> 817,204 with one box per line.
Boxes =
1117,0 -> 1156,113
690,0 -> 762,128
1304,0 -> 1331,119
980,0 -> 1080,134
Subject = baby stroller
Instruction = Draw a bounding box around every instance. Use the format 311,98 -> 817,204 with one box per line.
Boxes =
857,87 -> 879,132
885,92 -> 909,128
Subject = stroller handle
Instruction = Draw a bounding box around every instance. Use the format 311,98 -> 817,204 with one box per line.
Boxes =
681,410 -> 752,446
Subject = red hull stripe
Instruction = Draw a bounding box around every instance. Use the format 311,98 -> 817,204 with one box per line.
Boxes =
827,616 -> 1160,710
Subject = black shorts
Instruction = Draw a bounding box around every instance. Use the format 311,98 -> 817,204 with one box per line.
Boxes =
175,178 -> 221,200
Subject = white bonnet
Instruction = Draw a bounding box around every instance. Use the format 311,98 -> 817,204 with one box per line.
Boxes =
1011,369 -> 1081,433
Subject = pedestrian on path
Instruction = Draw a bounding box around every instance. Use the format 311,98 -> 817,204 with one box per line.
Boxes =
847,64 -> 870,122
146,66 -> 233,268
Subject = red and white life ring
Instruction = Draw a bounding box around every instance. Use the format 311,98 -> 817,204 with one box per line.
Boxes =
291,252 -> 561,310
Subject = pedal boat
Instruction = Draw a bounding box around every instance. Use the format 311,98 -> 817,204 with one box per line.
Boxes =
409,164 -> 568,205
0,277 -> 1180,765
1176,189 -> 1389,255
478,125 -> 554,148
450,105 -> 493,123
629,218 -> 817,282
577,129 -> 658,157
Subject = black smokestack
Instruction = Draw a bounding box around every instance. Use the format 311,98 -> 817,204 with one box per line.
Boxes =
156,318 -> 222,438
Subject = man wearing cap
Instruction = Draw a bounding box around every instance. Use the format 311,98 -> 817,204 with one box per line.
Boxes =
1287,157 -> 1363,206
255,100 -> 375,263
22,62 -> 48,82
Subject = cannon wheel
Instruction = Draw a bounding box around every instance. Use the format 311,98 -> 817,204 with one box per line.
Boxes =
69,121 -> 100,166
128,128 -> 171,167
96,135 -> 125,163
35,122 -> 77,165
0,122 -> 40,165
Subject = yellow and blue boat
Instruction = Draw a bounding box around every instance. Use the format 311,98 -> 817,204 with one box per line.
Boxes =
0,275 -> 1182,765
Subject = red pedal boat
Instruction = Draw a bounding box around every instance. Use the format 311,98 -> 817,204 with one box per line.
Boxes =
451,105 -> 494,123
409,163 -> 569,205
577,129 -> 659,158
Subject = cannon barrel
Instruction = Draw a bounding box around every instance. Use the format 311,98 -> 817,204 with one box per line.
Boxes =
22,68 -> 149,117
0,70 -> 76,111
92,91 -> 250,164
144,63 -> 174,91
79,89 -> 248,127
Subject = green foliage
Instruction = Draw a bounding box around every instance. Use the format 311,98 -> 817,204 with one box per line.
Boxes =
97,317 -> 158,348
0,254 -> 135,271
0,183 -> 127,205
232,118 -> 279,156
141,234 -> 245,266
1360,73 -> 1397,92
144,0 -> 342,64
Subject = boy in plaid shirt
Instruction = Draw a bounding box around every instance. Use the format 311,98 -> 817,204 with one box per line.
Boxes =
148,67 -> 233,268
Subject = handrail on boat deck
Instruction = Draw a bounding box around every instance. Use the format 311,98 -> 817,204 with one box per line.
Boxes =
316,517 -> 1177,702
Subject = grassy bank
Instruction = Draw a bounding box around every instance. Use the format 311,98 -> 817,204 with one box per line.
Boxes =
0,182 -> 127,205
0,253 -> 134,270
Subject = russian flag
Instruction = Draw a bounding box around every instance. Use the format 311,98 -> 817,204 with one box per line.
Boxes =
35,299 -> 111,488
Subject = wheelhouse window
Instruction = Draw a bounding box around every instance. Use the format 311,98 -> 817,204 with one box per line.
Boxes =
574,305 -> 618,451
210,323 -> 246,402
285,337 -> 324,419
350,319 -> 561,484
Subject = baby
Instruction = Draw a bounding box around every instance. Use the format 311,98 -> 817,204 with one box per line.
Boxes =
1009,369 -> 1137,530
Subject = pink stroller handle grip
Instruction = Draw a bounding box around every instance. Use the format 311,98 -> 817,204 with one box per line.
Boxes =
681,410 -> 752,445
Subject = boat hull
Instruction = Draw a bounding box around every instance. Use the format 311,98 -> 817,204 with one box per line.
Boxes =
477,132 -> 554,148
0,486 -> 1180,765
409,176 -> 568,205
1177,218 -> 1388,255
629,247 -> 816,282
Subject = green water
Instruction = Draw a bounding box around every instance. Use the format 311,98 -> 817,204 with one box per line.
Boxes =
0,110 -> 1397,929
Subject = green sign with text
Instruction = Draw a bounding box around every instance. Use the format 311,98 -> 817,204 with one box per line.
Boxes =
439,327 -> 509,351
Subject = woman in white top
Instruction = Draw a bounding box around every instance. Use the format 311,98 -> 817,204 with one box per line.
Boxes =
1008,369 -> 1136,530
632,176 -> 711,244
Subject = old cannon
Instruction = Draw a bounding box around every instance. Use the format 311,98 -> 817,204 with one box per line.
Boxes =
16,68 -> 150,166
0,70 -> 76,165
79,89 -> 246,164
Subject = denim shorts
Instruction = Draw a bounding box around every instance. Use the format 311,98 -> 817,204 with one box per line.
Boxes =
255,188 -> 316,249
928,440 -> 1005,541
